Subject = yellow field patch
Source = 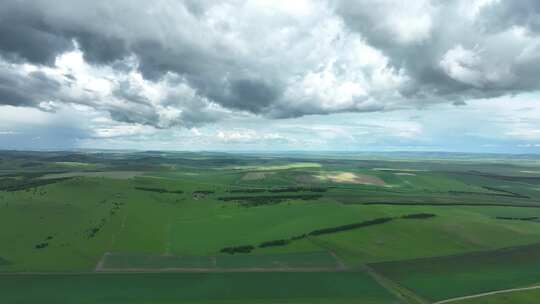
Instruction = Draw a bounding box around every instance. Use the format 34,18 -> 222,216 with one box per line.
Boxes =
323,172 -> 386,186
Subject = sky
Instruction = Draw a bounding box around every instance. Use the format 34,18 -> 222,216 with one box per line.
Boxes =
0,0 -> 540,153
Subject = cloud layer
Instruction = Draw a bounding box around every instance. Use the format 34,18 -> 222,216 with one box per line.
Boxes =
1,0 -> 540,130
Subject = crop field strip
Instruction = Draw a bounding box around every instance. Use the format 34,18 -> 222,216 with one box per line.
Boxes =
218,213 -> 437,254
369,242 -> 540,302
95,251 -> 344,272
0,271 -> 400,304
362,264 -> 430,304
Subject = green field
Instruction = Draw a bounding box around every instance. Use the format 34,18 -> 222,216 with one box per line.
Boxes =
371,243 -> 540,301
2,150 -> 540,303
0,272 -> 397,304
99,251 -> 340,270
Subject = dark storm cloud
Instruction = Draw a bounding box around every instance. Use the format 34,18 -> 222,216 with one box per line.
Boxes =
1,0 -> 540,128
0,1 -> 134,67
478,0 -> 540,33
222,79 -> 280,113
73,31 -> 128,65
0,70 -> 61,107
107,106 -> 160,127
334,0 -> 540,99
0,2 -> 73,65
0,0 -> 287,120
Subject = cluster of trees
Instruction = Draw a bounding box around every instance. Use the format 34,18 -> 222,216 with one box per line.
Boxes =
218,217 -> 392,252
229,188 -> 266,193
496,216 -> 539,221
217,194 -> 323,207
291,234 -> 307,240
35,243 -> 48,249
193,190 -> 215,195
309,217 -> 394,236
268,187 -> 327,193
87,227 -> 100,239
0,177 -> 71,192
110,202 -> 123,215
401,213 -> 436,219
482,186 -> 530,199
192,190 -> 215,200
228,187 -> 327,194
218,212 -> 437,254
87,201 -> 124,239
134,186 -> 183,194
220,245 -> 255,254
86,218 -> 107,239
258,239 -> 290,248
193,190 -> 216,195
34,236 -> 53,249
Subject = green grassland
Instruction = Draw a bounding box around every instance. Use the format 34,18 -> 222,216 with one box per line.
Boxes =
1,150 -> 540,303
0,272 -> 397,304
370,243 -> 540,301
100,251 -> 340,270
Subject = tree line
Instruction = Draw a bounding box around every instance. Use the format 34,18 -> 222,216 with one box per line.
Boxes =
228,187 -> 327,194
0,177 -> 71,192
134,186 -> 184,194
217,194 -> 323,207
219,213 -> 436,253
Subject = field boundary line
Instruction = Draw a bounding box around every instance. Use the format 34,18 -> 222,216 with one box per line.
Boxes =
94,252 -> 110,271
433,284 -> 540,304
328,250 -> 346,270
304,236 -> 349,271
362,264 -> 429,304
164,215 -> 172,256
95,267 -> 348,273
1,267 -> 350,275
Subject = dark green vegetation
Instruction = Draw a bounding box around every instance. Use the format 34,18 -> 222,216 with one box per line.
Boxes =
0,176 -> 71,191
100,251 -> 340,270
219,214 -> 437,253
134,186 -> 183,194
496,216 -> 539,221
217,194 -> 324,207
307,214 -> 434,236
0,272 -> 395,304
2,150 -> 540,303
371,243 -> 540,301
220,245 -> 255,254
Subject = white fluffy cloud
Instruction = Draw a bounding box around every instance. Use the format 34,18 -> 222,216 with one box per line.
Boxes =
0,49 -> 233,128
3,0 -> 540,125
